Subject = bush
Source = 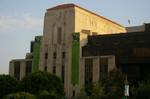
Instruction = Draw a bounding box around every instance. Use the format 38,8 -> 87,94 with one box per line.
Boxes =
18,71 -> 64,98
133,82 -> 150,99
3,92 -> 36,99
0,75 -> 18,98
103,69 -> 124,99
38,90 -> 62,99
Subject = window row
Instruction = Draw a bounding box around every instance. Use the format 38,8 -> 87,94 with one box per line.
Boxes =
44,52 -> 66,59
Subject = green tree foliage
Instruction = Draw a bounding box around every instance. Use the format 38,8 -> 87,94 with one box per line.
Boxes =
90,82 -> 105,99
133,81 -> 150,99
3,92 -> 36,99
0,74 -> 18,98
38,90 -> 62,99
103,69 -> 125,99
74,90 -> 90,99
17,71 -> 64,98
75,83 -> 105,99
76,69 -> 125,99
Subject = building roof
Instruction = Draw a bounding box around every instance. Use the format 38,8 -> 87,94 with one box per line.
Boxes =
47,3 -> 124,28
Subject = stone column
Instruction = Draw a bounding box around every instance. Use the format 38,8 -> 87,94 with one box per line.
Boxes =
93,57 -> 99,83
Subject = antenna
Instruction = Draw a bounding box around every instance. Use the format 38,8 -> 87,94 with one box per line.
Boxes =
128,19 -> 131,25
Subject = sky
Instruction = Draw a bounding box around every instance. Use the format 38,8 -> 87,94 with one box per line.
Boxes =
0,0 -> 150,74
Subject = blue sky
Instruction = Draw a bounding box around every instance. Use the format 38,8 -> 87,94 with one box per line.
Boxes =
0,0 -> 150,74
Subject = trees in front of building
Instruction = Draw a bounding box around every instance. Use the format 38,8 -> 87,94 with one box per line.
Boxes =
131,80 -> 150,99
103,69 -> 124,99
0,71 -> 64,99
3,92 -> 36,99
0,75 -> 18,98
75,69 -> 125,99
17,71 -> 64,99
76,69 -> 150,99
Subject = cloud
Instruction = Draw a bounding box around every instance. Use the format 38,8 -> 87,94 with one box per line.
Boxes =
0,16 -> 17,31
0,14 -> 43,33
22,14 -> 43,30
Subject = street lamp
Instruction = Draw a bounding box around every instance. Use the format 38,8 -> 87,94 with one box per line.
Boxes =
124,74 -> 129,99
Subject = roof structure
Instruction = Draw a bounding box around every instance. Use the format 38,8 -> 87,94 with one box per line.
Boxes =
47,3 -> 124,28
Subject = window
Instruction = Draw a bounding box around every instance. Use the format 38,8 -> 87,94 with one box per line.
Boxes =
62,52 -> 65,59
61,65 -> 65,83
14,62 -> 20,80
45,53 -> 48,59
72,90 -> 75,97
53,52 -> 57,59
53,66 -> 56,74
44,66 -> 47,72
99,58 -> 108,80
85,58 -> 93,95
57,27 -> 62,44
25,61 -> 32,76
134,48 -> 150,57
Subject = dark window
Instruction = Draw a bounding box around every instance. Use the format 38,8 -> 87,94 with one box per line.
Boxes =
44,66 -> 47,72
62,52 -> 65,59
61,65 -> 65,83
85,58 -> 93,95
99,58 -> 108,81
30,41 -> 34,53
134,48 -> 150,57
53,52 -> 57,59
72,90 -> 75,97
45,60 -> 47,67
45,53 -> 48,59
57,27 -> 62,44
25,61 -> 32,76
14,62 -> 20,80
53,66 -> 56,74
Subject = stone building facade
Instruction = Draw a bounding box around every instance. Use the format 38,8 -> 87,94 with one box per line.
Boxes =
39,4 -> 126,98
9,58 -> 32,80
9,36 -> 42,80
9,3 -> 126,98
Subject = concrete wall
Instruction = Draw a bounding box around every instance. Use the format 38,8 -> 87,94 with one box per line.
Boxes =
75,7 -> 126,35
126,25 -> 145,32
9,59 -> 32,80
39,7 -> 75,98
80,56 -> 116,88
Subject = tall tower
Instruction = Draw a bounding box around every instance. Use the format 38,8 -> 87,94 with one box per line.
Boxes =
39,4 -> 126,98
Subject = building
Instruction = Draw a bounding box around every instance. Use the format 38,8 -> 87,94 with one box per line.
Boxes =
9,55 -> 32,80
9,3 -> 127,98
39,3 -> 126,98
83,23 -> 150,84
81,55 -> 116,95
31,36 -> 42,72
9,36 -> 42,80
126,23 -> 150,32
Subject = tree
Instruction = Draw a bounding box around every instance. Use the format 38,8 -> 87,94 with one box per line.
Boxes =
90,82 -> 105,99
74,89 -> 90,99
3,92 -> 36,99
133,81 -> 150,99
38,90 -> 62,99
0,74 -> 18,98
76,69 -> 125,99
17,71 -> 64,98
103,69 -> 125,99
